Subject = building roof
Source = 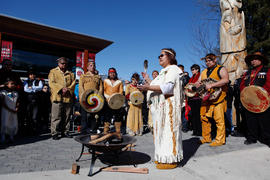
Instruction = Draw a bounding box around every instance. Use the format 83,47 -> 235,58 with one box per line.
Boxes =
0,14 -> 113,56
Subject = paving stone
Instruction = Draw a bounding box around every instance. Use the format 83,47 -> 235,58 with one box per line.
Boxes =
0,130 -> 267,175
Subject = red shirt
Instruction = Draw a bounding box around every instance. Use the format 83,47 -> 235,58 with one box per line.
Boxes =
188,72 -> 200,83
240,65 -> 270,95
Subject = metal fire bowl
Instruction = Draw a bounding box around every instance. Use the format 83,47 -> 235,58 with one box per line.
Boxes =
74,134 -> 136,153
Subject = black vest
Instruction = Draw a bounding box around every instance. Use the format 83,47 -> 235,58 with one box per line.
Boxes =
244,66 -> 268,87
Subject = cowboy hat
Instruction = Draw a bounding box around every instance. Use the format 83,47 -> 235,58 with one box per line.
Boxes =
245,52 -> 268,65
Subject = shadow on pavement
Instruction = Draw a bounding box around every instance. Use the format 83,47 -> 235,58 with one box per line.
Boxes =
99,151 -> 151,166
0,134 -> 51,150
180,137 -> 200,167
83,151 -> 151,177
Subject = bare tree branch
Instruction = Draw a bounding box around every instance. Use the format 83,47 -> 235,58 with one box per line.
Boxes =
189,0 -> 220,59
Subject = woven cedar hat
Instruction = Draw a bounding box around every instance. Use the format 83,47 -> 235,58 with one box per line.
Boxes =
245,52 -> 268,66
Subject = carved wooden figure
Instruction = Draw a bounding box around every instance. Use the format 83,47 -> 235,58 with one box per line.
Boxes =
220,0 -> 248,85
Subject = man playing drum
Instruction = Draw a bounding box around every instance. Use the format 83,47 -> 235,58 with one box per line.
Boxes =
79,60 -> 103,134
103,68 -> 124,135
196,53 -> 229,147
240,52 -> 270,147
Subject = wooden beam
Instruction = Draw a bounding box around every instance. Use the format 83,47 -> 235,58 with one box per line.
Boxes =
0,15 -> 113,53
102,167 -> 149,174
2,32 -> 91,53
83,50 -> 88,73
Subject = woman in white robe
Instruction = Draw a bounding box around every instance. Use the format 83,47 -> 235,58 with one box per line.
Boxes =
138,48 -> 184,169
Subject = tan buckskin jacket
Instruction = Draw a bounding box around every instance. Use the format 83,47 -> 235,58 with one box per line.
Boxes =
79,72 -> 103,101
48,67 -> 75,103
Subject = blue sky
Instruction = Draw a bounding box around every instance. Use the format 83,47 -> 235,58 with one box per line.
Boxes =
1,0 -> 211,80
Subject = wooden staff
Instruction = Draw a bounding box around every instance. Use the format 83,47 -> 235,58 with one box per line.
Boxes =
102,166 -> 149,174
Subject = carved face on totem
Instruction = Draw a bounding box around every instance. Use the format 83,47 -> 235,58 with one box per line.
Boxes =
220,0 -> 242,13
229,0 -> 242,9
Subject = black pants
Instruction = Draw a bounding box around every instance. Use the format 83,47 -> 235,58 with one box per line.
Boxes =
234,103 -> 247,135
245,108 -> 270,145
80,108 -> 99,133
188,98 -> 202,135
26,93 -> 39,132
103,103 -> 123,124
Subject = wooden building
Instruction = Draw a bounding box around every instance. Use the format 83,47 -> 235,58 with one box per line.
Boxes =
0,14 -> 113,78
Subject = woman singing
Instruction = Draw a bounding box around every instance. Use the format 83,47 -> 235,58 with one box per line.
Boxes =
138,48 -> 184,169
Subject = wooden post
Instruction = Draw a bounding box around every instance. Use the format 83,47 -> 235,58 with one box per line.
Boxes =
83,50 -> 88,73
71,163 -> 80,174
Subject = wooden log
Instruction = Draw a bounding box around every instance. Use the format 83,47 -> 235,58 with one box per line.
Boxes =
89,132 -> 121,144
102,166 -> 149,174
122,143 -> 136,151
71,163 -> 80,174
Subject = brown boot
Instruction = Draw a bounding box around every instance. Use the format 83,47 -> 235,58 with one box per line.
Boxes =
198,138 -> 212,144
156,163 -> 178,170
114,122 -> 122,139
209,141 -> 225,147
104,122 -> 110,134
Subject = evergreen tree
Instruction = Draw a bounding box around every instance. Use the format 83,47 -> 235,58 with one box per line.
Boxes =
243,0 -> 270,60
192,0 -> 270,62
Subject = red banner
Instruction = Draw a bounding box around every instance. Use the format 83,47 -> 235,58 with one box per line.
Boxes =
1,41 -> 13,63
89,53 -> 96,62
76,51 -> 96,68
76,51 -> 84,68
76,51 -> 96,79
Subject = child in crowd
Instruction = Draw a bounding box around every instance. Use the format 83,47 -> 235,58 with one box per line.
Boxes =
0,78 -> 19,143
125,73 -> 143,136
37,84 -> 51,133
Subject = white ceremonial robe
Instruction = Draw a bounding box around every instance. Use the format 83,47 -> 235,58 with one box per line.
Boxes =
147,65 -> 184,163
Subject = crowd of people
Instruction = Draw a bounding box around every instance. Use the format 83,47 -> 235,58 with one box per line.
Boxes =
0,59 -> 52,142
0,48 -> 269,170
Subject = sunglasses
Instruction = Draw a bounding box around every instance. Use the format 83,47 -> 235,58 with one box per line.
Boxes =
191,68 -> 197,71
60,62 -> 67,65
158,54 -> 166,59
205,59 -> 214,63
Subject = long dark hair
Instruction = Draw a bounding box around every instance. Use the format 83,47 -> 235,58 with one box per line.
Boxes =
161,48 -> 177,65
107,67 -> 118,80
190,64 -> 200,72
131,72 -> 140,81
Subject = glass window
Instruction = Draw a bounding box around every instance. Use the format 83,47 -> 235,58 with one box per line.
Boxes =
11,49 -> 75,78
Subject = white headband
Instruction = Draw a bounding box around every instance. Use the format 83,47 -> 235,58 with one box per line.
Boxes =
162,50 -> 175,57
